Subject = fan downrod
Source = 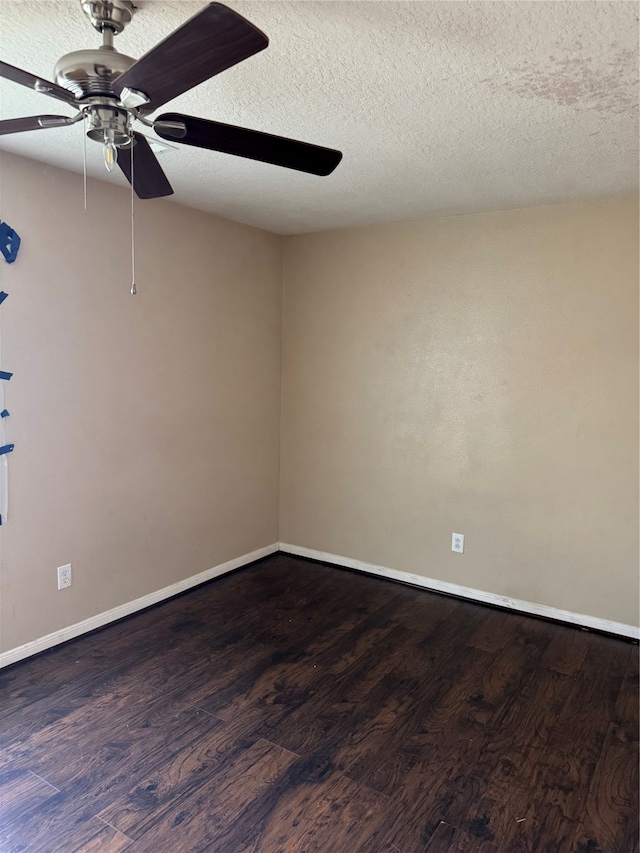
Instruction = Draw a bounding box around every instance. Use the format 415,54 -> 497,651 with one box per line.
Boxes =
80,0 -> 135,35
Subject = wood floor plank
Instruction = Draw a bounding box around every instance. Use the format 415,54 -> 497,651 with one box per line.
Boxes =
0,555 -> 636,853
35,701 -> 221,793
34,813 -> 133,853
434,665 -> 576,846
395,592 -> 462,636
473,637 -> 633,853
64,818 -> 133,853
425,819 -> 499,852
569,720 -> 639,853
72,818 -> 131,853
539,625 -> 590,676
377,621 -> 560,852
614,645 -> 639,737
128,568 -> 400,716
331,667 -> 423,780
378,727 -> 484,853
354,614 -> 552,802
247,772 -> 391,853
466,608 -> 524,653
343,642 -> 491,793
255,624 -> 425,756
0,768 -> 59,828
0,792 -> 131,853
490,635 -> 638,853
500,734 -> 628,853
1,675 -> 163,769
97,714 -> 260,839
0,703 -> 221,851
294,600 -> 490,781
128,738 -> 297,853
0,597 -> 248,737
180,589 -> 406,721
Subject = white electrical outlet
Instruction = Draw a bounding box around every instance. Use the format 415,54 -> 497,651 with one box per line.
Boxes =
452,533 -> 464,553
57,563 -> 72,590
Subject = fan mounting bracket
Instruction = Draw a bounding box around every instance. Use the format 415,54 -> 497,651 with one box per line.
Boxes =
80,0 -> 135,35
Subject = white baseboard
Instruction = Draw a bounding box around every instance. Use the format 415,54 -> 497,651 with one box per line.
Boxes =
0,543 -> 279,669
279,542 -> 639,641
3,540 -> 635,669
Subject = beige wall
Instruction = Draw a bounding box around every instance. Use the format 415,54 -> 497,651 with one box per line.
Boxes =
0,152 -> 282,652
281,198 -> 639,627
1,154 -> 636,657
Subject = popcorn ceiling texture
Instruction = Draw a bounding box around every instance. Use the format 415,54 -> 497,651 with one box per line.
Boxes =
0,1 -> 637,234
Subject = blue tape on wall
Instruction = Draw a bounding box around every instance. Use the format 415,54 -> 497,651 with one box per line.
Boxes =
0,221 -> 21,264
0,223 -> 16,528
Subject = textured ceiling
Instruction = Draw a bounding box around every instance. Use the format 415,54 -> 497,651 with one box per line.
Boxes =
0,1 -> 638,234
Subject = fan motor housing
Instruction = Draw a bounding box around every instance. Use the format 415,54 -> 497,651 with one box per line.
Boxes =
54,46 -> 135,98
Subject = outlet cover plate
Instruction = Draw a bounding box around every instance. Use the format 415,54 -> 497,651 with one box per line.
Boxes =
452,533 -> 464,553
57,563 -> 72,590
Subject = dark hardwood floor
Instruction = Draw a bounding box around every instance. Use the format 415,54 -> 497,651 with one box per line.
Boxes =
1,554 -> 638,852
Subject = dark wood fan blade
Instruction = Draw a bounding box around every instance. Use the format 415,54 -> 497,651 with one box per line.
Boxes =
113,3 -> 268,113
117,134 -> 174,199
155,113 -> 343,176
0,115 -> 75,136
0,61 -> 76,105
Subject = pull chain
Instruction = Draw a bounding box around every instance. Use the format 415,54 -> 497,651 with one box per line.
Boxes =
130,137 -> 136,295
82,113 -> 87,210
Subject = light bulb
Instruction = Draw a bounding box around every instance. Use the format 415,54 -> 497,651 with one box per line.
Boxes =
103,131 -> 117,172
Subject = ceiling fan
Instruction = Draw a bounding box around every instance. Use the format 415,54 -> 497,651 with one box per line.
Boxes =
0,0 -> 343,200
